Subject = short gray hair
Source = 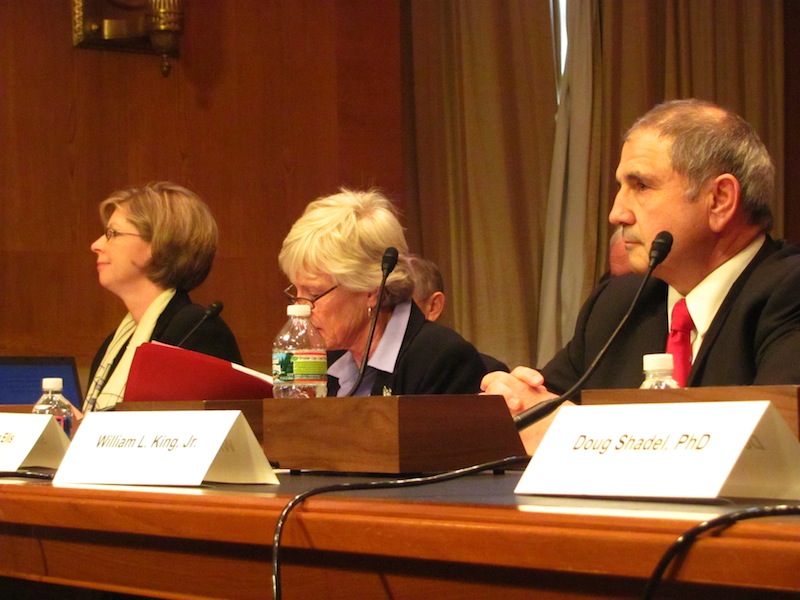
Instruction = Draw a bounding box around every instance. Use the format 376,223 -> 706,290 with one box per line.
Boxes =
625,98 -> 774,231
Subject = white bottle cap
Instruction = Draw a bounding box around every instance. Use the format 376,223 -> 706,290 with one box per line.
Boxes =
42,377 -> 64,392
287,304 -> 312,317
643,353 -> 674,372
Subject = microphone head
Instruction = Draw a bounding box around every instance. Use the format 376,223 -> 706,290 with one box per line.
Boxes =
381,247 -> 399,276
207,301 -> 224,318
648,231 -> 673,268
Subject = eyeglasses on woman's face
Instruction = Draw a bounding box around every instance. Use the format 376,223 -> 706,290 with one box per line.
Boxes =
283,284 -> 338,309
104,227 -> 143,241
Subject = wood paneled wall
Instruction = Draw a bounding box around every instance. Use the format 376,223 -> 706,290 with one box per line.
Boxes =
0,0 -> 406,383
784,1 -> 800,244
2,1 -> 799,395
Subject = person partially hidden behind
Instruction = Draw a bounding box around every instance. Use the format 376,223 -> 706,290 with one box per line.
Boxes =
482,98 -> 800,452
279,188 -> 487,396
84,182 -> 242,412
407,254 -> 510,373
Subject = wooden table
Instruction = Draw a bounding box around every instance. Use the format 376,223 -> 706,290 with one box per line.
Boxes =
1,471 -> 799,599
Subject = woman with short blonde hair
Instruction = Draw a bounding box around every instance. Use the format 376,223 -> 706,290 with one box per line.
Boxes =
279,188 -> 486,396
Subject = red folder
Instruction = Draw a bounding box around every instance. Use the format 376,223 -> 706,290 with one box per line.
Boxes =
125,342 -> 273,402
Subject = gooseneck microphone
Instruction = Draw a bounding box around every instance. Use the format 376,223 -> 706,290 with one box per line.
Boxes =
648,231 -> 673,269
177,300 -> 224,347
381,247 -> 400,277
514,231 -> 674,430
344,247 -> 399,396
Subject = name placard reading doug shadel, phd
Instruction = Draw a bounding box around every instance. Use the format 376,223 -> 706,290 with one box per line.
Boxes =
516,401 -> 800,500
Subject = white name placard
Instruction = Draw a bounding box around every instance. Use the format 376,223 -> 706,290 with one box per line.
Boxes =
0,413 -> 70,471
516,401 -> 800,500
53,410 -> 279,486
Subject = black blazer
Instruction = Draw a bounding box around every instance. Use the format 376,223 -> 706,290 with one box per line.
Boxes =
328,302 -> 487,396
542,237 -> 800,398
89,290 -> 243,385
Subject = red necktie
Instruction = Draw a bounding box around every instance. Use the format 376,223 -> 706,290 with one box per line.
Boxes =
666,299 -> 694,387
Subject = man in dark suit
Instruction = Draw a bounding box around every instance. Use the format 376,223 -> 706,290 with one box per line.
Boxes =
482,99 -> 800,451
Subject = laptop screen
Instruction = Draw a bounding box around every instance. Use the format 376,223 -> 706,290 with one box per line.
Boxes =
0,357 -> 83,409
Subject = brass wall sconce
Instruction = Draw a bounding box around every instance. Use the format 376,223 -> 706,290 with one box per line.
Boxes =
72,0 -> 185,77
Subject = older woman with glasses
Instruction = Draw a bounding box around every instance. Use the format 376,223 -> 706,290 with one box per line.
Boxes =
84,182 -> 242,412
279,188 -> 487,396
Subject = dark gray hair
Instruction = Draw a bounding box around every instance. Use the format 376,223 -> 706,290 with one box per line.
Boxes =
407,254 -> 445,299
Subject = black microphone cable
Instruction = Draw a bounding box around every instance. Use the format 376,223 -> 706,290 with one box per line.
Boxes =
344,248 -> 399,396
514,231 -> 674,430
270,454 -> 530,600
641,502 -> 800,599
0,470 -> 55,480
176,300 -> 224,347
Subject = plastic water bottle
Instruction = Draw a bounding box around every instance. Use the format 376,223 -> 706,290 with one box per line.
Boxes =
32,377 -> 74,437
272,304 -> 328,398
640,353 -> 680,389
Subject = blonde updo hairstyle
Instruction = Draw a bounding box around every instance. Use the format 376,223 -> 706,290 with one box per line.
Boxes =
99,182 -> 218,291
279,188 -> 414,308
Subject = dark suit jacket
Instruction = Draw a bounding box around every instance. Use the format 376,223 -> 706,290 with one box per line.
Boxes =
481,353 -> 510,373
328,302 -> 487,396
542,237 -> 800,399
89,290 -> 243,384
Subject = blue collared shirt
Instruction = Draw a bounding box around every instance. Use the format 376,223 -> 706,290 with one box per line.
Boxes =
328,300 -> 412,396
